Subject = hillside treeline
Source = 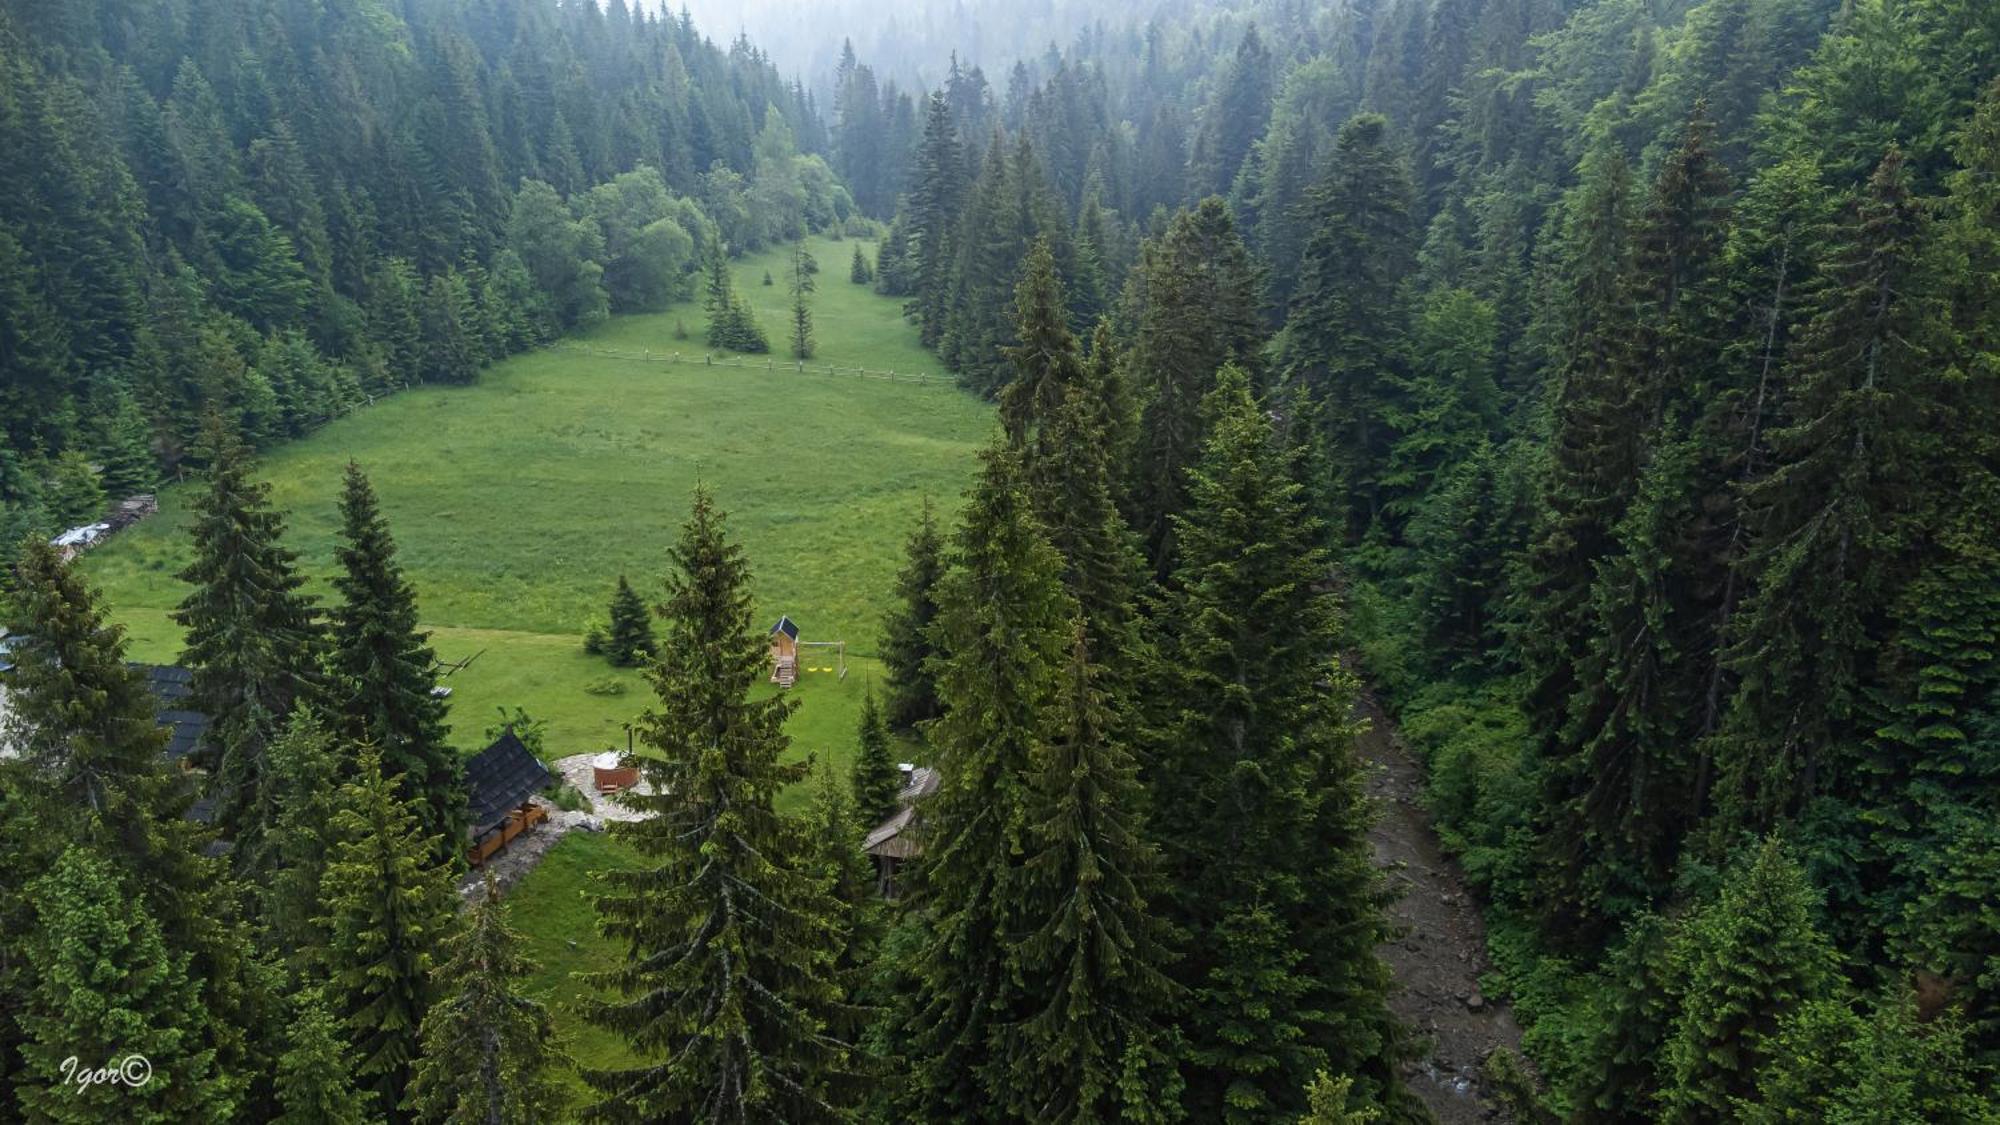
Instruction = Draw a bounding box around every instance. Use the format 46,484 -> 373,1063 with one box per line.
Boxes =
0,0 -> 856,564
847,0 -> 2000,1116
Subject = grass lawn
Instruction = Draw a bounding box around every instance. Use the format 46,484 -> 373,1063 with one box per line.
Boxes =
85,235 -> 990,767
81,237 -> 981,1097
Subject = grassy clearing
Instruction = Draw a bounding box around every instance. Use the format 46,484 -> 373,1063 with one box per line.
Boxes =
86,236 -> 989,770
84,237 -> 970,1087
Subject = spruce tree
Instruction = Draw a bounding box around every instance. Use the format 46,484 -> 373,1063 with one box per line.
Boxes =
1125,198 -> 1265,576
998,237 -> 1088,446
174,416 -> 324,850
45,449 -> 104,525
329,462 -> 462,855
880,497 -> 946,730
1535,110 -> 1737,930
1003,257 -> 1146,673
317,746 -> 458,1117
1570,912 -> 1676,1120
942,133 -> 1066,397
407,877 -> 569,1124
791,241 -> 817,360
1659,837 -> 1836,1122
15,847 -> 232,1124
88,384 -> 158,498
1514,147 -> 1640,936
909,92 -> 967,348
1742,992 -> 1992,1124
807,756 -> 880,991
419,270 -> 481,385
244,710 -> 345,975
602,574 -> 657,667
1000,627 -> 1184,1123
6,538 -> 178,831
273,986 -> 374,1125
584,486 -> 855,1122
1150,369 -> 1404,1120
849,243 -> 873,284
1714,148 -> 1951,836
899,445 -> 1075,1120
5,538 -> 274,1117
850,686 -> 902,826
1277,112 -> 1417,540
1084,318 -> 1139,486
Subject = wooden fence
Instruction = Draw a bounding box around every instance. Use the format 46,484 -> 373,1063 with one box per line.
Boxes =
552,342 -> 958,387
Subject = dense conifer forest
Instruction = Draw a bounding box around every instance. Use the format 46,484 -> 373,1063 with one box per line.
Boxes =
3,0 -> 1999,1121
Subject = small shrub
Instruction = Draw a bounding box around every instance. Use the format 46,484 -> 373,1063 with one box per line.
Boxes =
583,676 -> 628,697
483,706 -> 549,758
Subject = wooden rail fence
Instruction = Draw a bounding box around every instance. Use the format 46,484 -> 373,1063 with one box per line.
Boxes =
553,342 -> 958,387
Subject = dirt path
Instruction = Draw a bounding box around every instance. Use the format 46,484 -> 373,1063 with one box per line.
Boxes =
1359,693 -> 1522,1123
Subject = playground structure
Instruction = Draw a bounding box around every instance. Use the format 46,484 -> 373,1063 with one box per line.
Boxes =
769,616 -> 847,688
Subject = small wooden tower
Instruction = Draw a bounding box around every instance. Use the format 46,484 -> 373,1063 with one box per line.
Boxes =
769,616 -> 800,687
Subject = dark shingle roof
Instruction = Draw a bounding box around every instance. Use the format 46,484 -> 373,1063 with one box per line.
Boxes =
131,664 -> 206,761
141,664 -> 194,701
465,730 -> 551,833
770,615 -> 799,640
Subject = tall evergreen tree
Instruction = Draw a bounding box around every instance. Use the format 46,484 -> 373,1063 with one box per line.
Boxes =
1532,108 -> 1739,932
1002,246 -> 1148,676
880,497 -> 947,730
15,847 -> 232,1124
850,686 -> 901,827
909,92 -> 967,348
790,240 -> 817,360
4,537 -> 273,1117
584,487 -> 855,1122
5,539 -> 179,833
174,416 -> 323,850
245,710 -> 345,976
407,877 -> 569,1124
329,463 -> 462,856
1001,627 -> 1185,1123
1149,369 -> 1405,1120
1125,198 -> 1265,576
998,237 -> 1088,446
317,746 -> 458,1119
273,987 -> 374,1125
1659,837 -> 1836,1122
1714,147 -> 1952,837
898,446 -> 1076,1121
1514,147 -> 1639,934
1278,113 -> 1418,540
806,756 -> 880,993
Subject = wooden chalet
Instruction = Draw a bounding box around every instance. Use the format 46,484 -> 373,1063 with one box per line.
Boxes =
465,730 -> 552,867
769,615 -> 800,687
863,764 -> 941,898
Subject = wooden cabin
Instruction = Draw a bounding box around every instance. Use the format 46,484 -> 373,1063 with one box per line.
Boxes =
769,615 -> 800,687
465,730 -> 554,868
863,765 -> 941,898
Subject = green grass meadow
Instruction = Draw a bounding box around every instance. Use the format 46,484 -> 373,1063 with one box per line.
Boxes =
87,236 -> 989,762
82,237 -> 985,1088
